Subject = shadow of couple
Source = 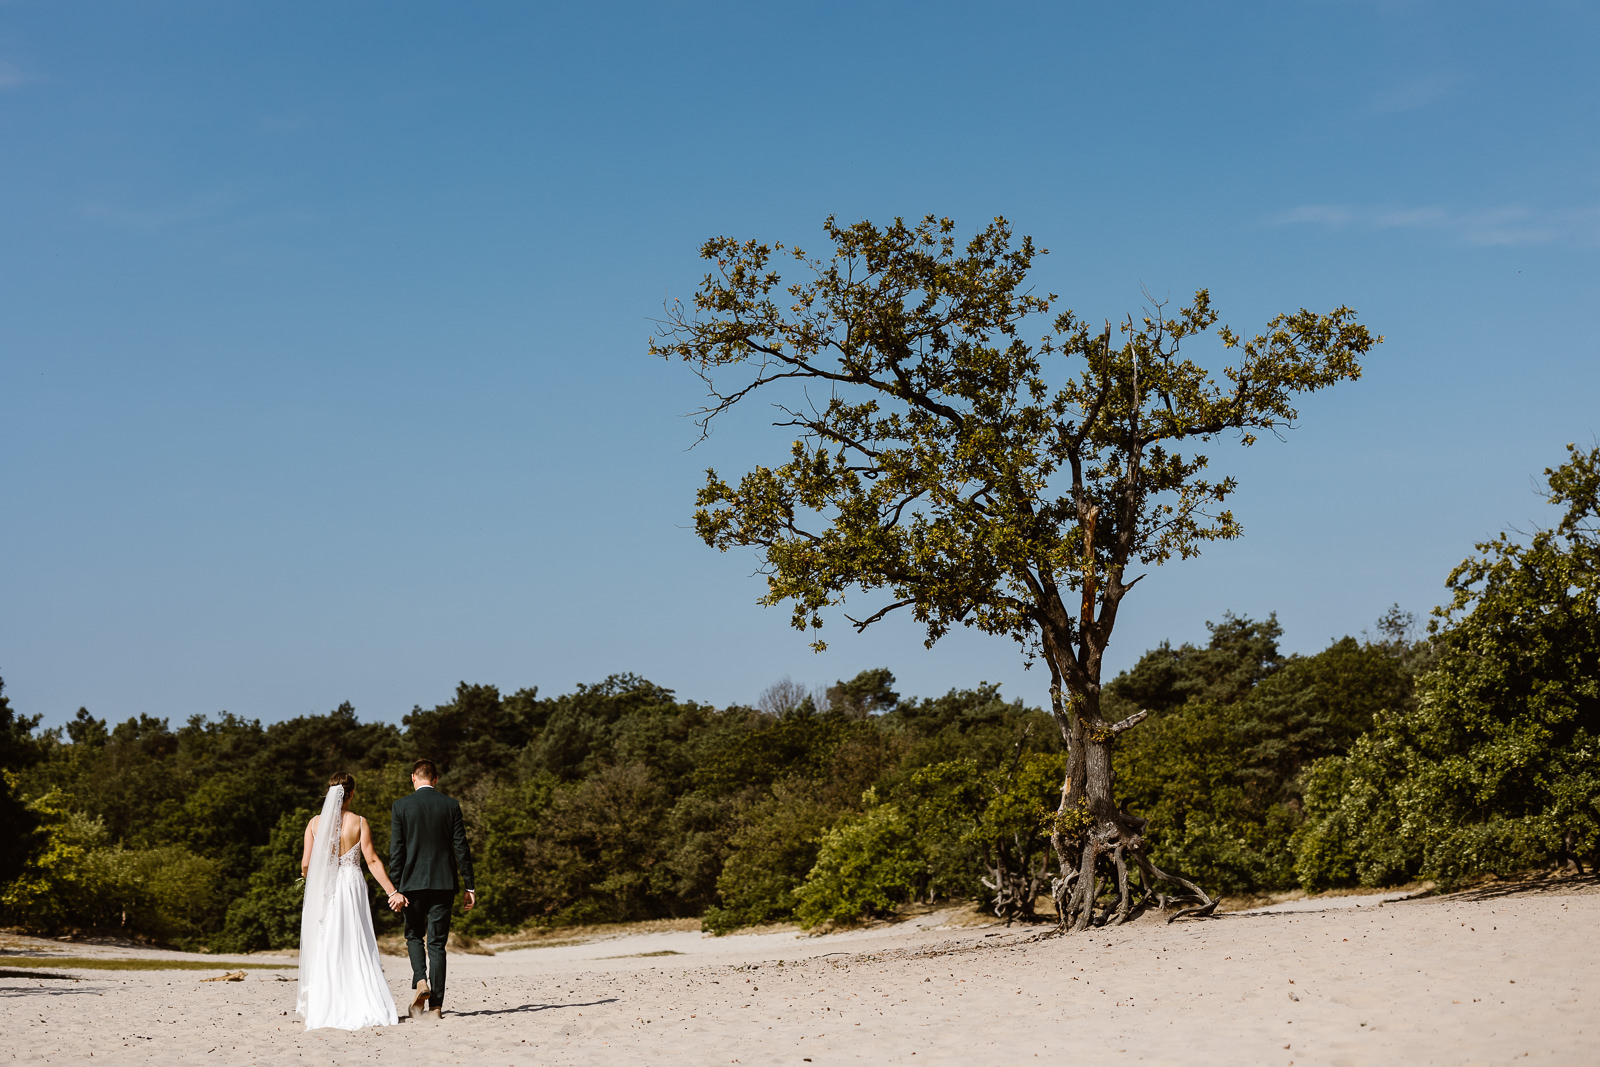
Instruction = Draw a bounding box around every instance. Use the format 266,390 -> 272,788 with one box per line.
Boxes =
441,996 -> 619,1018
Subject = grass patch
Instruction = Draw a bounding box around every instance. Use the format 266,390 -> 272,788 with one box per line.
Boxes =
0,957 -> 294,972
600,950 -> 684,959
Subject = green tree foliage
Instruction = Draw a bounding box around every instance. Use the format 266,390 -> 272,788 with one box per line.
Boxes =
0,791 -> 224,948
21,558 -> 1569,948
700,690 -> 907,934
795,803 -> 922,927
0,657 -> 1090,944
795,749 -> 1070,928
405,683 -> 533,783
703,783 -> 844,934
214,809 -> 316,952
464,772 -> 556,933
1295,445 -> 1600,889
0,677 -> 45,884
17,703 -> 404,904
519,761 -> 677,924
0,794 -> 108,932
1104,614 -> 1287,715
652,213 -> 1378,931
1111,615 -> 1420,894
3,699 -> 405,944
826,669 -> 900,719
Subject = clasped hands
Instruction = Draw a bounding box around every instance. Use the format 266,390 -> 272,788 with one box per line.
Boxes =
385,889 -> 476,912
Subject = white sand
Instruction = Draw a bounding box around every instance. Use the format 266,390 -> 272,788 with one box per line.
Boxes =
5,880 -> 1595,1065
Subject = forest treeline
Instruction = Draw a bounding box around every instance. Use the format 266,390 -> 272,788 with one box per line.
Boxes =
1,445 -> 1595,950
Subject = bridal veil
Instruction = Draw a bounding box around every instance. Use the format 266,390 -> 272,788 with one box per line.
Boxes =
296,784 -> 344,1017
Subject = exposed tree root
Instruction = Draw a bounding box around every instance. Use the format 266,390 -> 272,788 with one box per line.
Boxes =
1131,850 -> 1218,924
981,834 -> 1052,925
1050,815 -> 1217,931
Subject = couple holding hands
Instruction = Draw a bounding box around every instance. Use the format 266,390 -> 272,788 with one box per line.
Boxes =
296,759 -> 476,1030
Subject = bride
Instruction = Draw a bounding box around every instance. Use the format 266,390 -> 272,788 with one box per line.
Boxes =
297,771 -> 402,1030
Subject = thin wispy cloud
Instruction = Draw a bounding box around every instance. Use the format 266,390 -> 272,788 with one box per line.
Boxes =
1270,203 -> 1600,247
1370,73 -> 1459,114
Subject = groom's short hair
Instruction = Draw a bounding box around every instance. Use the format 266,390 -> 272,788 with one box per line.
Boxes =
411,759 -> 438,782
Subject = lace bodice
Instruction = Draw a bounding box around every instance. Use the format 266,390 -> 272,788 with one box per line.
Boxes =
336,843 -> 361,869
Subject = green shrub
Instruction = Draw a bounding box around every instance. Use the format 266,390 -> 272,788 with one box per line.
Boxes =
214,808 -> 313,952
1291,735 -> 1416,890
0,791 -> 223,947
87,846 -> 226,948
1295,445 -> 1600,890
702,783 -> 843,934
1113,626 -> 1421,895
518,762 -> 680,925
795,803 -> 921,927
0,793 -> 108,930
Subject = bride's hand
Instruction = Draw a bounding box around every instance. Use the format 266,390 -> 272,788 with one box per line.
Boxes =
387,891 -> 408,912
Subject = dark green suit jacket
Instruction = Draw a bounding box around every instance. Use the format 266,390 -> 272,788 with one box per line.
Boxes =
389,786 -> 475,894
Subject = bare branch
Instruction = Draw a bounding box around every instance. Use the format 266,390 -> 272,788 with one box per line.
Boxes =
844,598 -> 917,631
1108,710 -> 1150,734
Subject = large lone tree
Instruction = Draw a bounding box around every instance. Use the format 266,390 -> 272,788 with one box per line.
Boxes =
652,216 -> 1378,931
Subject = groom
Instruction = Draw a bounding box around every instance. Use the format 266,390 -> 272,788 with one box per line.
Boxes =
388,758 -> 476,1020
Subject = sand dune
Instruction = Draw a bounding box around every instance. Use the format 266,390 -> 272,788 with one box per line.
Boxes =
4,877 -> 1595,1065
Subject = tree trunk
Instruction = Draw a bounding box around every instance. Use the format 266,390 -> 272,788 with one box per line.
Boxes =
1044,674 -> 1216,932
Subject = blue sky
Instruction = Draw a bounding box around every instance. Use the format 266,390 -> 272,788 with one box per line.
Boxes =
2,1 -> 1597,729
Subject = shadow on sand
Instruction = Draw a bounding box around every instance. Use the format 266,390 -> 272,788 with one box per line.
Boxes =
449,997 -> 619,1018
0,970 -> 104,995
1435,871 -> 1600,903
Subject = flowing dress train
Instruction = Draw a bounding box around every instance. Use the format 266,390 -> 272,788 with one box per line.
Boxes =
297,841 -> 399,1030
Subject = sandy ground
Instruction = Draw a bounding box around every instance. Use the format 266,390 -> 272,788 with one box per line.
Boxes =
3,876 -> 1595,1066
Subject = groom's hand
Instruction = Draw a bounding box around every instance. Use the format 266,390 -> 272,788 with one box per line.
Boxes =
463,890 -> 476,911
389,892 -> 408,912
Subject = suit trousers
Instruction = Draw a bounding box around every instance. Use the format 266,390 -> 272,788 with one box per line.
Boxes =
402,889 -> 454,1007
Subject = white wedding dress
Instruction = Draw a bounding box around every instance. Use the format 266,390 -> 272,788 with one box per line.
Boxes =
296,787 -> 399,1031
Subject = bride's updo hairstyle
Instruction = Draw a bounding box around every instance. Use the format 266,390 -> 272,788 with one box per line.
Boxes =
328,771 -> 356,799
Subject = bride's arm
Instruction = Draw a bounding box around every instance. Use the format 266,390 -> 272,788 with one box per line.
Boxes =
359,816 -> 403,902
300,815 -> 318,877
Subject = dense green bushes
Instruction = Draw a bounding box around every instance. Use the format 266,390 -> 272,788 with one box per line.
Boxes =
3,447 -> 1595,944
1294,445 -> 1600,889
1111,617 -> 1426,894
214,809 -> 317,952
0,793 -> 224,949
0,668 -> 1063,946
1120,447 -> 1600,897
795,751 -> 1066,927
0,681 -> 44,886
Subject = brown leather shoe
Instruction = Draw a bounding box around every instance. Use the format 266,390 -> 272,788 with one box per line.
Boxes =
409,980 -> 430,1019
428,1006 -> 443,1020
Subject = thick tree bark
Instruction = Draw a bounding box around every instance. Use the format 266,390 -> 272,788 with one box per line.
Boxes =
1023,479 -> 1218,932
1041,632 -> 1216,932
